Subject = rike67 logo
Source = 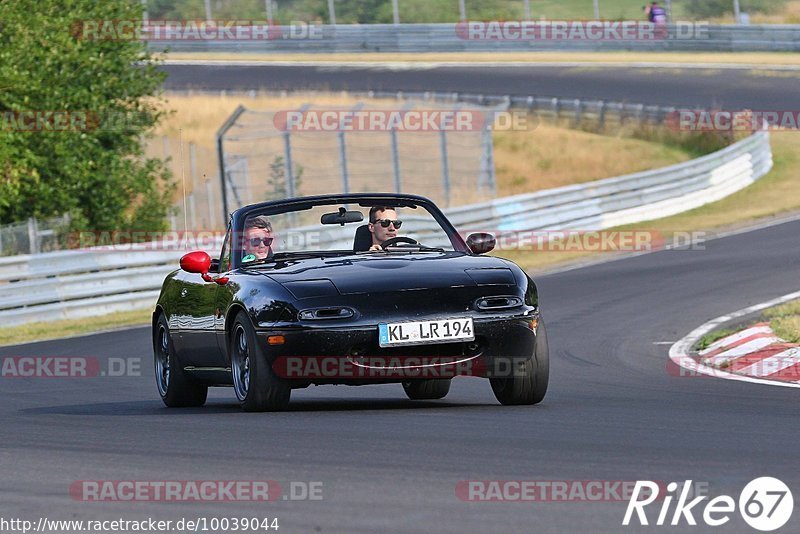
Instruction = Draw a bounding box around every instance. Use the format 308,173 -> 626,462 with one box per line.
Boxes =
623,478 -> 793,531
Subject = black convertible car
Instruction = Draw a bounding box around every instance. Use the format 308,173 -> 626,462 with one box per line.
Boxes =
152,193 -> 548,411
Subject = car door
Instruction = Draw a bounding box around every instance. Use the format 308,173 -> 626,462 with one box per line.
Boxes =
172,234 -> 226,368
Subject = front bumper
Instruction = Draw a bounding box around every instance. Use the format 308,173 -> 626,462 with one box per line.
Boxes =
257,314 -> 538,386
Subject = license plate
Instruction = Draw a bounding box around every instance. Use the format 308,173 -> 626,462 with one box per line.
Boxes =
378,318 -> 474,347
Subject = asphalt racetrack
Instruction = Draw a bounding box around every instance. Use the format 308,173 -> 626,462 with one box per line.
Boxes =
2,65 -> 800,533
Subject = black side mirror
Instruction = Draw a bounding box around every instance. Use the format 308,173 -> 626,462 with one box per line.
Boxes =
466,233 -> 496,254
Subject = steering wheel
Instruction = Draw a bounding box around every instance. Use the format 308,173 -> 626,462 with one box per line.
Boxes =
380,236 -> 419,250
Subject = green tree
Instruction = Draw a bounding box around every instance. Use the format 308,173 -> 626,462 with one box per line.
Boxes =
0,0 -> 173,232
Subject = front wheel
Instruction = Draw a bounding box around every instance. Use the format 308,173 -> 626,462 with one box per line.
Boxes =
402,379 -> 451,400
153,314 -> 208,407
230,312 -> 291,412
490,317 -> 549,405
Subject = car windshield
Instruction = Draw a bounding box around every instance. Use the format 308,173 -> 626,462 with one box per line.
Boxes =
237,200 -> 460,264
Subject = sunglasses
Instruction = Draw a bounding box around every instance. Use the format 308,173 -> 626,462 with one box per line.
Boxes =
372,219 -> 403,229
248,237 -> 274,247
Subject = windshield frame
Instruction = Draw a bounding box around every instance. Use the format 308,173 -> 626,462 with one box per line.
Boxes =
228,193 -> 469,270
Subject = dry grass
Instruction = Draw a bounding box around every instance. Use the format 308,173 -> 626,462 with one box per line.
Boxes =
494,125 -> 689,194
0,309 -> 151,347
150,92 -> 690,203
162,51 -> 800,66
498,131 -> 800,272
763,299 -> 800,343
717,1 -> 800,23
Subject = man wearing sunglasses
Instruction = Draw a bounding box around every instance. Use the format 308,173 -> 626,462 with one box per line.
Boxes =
243,215 -> 274,260
368,206 -> 403,251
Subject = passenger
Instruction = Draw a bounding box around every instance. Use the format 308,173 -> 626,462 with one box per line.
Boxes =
243,215 -> 274,260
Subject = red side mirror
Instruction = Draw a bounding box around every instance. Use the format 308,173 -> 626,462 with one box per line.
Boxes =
180,251 -> 212,275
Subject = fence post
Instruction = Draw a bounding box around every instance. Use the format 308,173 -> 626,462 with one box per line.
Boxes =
551,97 -> 560,124
327,0 -> 336,24
439,129 -> 451,207
205,176 -> 215,229
216,105 -> 246,224
479,124 -> 496,196
338,130 -> 350,194
28,217 -> 39,254
573,99 -> 582,128
598,101 -> 606,130
283,131 -> 296,198
390,127 -> 401,192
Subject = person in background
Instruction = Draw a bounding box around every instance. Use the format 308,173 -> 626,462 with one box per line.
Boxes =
647,1 -> 667,24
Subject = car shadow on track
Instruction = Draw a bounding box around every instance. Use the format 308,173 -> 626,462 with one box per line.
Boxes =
21,398 -> 499,416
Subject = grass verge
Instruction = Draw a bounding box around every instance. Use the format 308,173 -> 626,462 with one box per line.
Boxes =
695,329 -> 738,351
0,309 -> 151,347
763,299 -> 800,343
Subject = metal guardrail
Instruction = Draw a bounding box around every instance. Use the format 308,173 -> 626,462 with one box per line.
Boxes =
150,23 -> 800,53
0,100 -> 773,327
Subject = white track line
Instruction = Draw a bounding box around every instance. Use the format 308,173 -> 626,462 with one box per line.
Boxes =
699,324 -> 772,355
702,336 -> 782,367
669,290 -> 800,389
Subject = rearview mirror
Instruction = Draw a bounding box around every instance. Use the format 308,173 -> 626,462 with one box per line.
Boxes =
180,251 -> 211,275
466,233 -> 496,254
321,207 -> 364,226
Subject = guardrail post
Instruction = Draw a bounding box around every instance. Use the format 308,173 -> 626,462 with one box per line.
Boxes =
440,128 -> 451,207
573,99 -> 582,128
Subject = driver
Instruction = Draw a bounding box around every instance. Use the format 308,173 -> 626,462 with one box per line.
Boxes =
368,206 -> 402,251
242,215 -> 274,261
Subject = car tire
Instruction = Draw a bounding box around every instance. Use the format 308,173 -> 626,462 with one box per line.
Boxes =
154,314 -> 208,408
230,312 -> 291,412
490,317 -> 549,406
402,379 -> 451,400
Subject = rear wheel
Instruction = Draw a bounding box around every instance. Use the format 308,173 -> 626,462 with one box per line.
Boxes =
230,312 -> 291,412
490,317 -> 549,405
154,314 -> 208,407
402,379 -> 451,400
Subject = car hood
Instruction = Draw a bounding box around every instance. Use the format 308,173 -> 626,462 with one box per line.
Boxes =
255,252 -> 518,296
